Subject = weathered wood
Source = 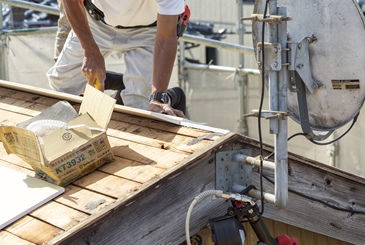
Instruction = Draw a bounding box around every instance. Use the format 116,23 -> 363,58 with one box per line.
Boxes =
234,138 -> 365,244
98,156 -> 165,183
54,135 -> 239,245
73,171 -> 141,198
0,85 -> 220,137
53,185 -> 116,214
108,136 -> 188,169
0,230 -> 36,245
29,201 -> 89,230
5,216 -> 63,244
44,133 -> 238,245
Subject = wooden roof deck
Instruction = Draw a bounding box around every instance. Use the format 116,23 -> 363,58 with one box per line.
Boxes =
1,81 -> 365,245
0,83 -> 234,244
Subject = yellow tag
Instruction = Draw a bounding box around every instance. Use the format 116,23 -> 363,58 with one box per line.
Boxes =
94,79 -> 99,90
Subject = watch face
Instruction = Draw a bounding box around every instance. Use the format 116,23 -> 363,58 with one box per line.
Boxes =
149,93 -> 169,104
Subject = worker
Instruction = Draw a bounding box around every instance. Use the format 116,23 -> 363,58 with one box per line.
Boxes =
47,0 -> 186,118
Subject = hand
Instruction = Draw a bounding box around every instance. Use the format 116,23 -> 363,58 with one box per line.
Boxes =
82,49 -> 105,92
147,101 -> 186,118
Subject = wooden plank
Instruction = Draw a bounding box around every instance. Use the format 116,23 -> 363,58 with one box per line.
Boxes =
0,230 -> 36,245
110,111 -> 221,138
108,136 -> 187,169
0,86 -> 219,138
0,106 -> 216,156
98,156 -> 166,183
73,171 -> 141,198
54,185 -> 116,214
29,201 -> 89,231
107,120 -> 215,154
5,216 -> 63,244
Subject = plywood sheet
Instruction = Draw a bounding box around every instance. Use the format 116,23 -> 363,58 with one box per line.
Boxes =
0,165 -> 64,230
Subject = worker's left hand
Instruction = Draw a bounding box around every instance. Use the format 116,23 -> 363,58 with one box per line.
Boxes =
147,101 -> 186,118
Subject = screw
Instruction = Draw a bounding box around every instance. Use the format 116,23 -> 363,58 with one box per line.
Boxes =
273,62 -> 278,67
298,44 -> 302,49
248,209 -> 253,214
225,165 -> 230,171
312,84 -> 318,89
273,48 -> 278,53
297,64 -> 303,69
257,62 -> 261,66
296,87 -> 301,92
257,47 -> 261,51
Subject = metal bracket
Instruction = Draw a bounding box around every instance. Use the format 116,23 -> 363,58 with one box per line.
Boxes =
257,42 -> 282,71
216,149 -> 252,192
295,72 -> 334,141
243,109 -> 291,120
288,35 -> 322,94
240,14 -> 292,24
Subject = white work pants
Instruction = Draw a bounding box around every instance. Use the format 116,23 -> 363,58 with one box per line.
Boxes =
47,14 -> 156,110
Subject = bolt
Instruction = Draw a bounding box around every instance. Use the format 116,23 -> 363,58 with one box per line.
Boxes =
89,10 -> 93,14
248,209 -> 254,214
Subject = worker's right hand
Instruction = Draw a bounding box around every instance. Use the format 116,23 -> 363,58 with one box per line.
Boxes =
82,49 -> 106,92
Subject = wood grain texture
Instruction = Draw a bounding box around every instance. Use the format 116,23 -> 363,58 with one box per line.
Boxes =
0,230 -> 36,245
29,201 -> 89,230
72,170 -> 141,198
5,216 -> 63,244
53,185 -> 116,214
98,156 -> 166,183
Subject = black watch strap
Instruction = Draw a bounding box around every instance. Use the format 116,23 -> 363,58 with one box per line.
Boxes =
149,93 -> 169,104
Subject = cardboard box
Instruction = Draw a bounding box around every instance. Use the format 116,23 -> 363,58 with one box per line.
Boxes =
0,85 -> 116,186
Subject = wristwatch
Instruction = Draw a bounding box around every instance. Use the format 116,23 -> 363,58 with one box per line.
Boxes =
149,92 -> 169,104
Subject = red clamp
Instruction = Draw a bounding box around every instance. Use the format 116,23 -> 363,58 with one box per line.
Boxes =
277,234 -> 300,245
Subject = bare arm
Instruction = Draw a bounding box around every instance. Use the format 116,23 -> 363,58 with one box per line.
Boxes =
147,13 -> 186,118
63,0 -> 105,91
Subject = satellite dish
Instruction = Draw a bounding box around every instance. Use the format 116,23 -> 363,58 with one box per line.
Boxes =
252,0 -> 365,131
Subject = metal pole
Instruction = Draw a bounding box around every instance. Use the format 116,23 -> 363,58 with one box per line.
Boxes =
180,34 -> 255,55
237,0 -> 248,135
4,26 -> 58,36
0,3 -> 7,80
0,0 -> 60,15
183,61 -> 261,75
269,1 -> 279,135
275,7 -> 288,210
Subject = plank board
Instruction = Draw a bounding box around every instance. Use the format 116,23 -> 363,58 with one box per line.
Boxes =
0,165 -> 65,230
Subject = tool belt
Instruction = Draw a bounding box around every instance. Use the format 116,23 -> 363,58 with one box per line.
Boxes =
83,0 -> 157,29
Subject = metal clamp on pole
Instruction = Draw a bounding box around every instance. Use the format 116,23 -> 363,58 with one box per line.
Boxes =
240,14 -> 292,24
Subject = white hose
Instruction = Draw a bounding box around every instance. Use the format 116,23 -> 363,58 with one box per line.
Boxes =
185,190 -> 223,245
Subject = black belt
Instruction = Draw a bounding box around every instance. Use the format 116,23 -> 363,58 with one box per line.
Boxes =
83,0 -> 157,29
